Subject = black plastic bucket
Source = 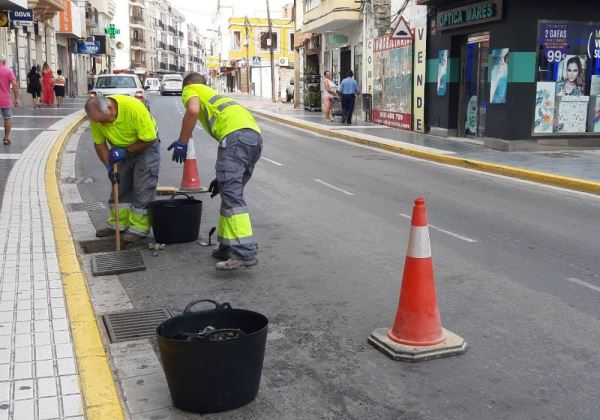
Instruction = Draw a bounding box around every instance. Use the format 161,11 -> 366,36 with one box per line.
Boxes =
148,193 -> 202,244
156,300 -> 268,413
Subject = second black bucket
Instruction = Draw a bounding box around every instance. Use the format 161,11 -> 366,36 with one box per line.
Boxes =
156,300 -> 268,413
148,193 -> 202,244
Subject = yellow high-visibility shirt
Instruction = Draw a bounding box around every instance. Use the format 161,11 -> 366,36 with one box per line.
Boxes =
90,95 -> 157,147
181,84 -> 260,142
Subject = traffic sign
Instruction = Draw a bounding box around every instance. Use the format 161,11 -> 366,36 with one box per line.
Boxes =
390,16 -> 412,40
252,56 -> 261,65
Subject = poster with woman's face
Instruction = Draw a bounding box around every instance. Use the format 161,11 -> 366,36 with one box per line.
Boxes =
556,55 -> 587,96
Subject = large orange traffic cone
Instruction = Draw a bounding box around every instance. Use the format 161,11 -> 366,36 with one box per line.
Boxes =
178,140 -> 206,193
368,198 -> 467,362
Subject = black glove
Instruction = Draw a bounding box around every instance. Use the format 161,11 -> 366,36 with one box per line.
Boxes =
208,178 -> 219,198
106,164 -> 120,184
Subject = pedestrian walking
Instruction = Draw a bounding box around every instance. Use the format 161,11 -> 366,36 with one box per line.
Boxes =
85,95 -> 160,242
41,62 -> 54,107
26,66 -> 41,108
323,70 -> 337,122
170,72 -> 262,271
53,69 -> 65,107
339,70 -> 359,124
0,53 -> 19,145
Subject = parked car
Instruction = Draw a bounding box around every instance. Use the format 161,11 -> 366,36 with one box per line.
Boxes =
144,77 -> 160,92
160,74 -> 183,96
90,74 -> 148,108
286,78 -> 294,102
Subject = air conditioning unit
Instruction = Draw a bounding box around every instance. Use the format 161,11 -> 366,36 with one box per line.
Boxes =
278,57 -> 289,67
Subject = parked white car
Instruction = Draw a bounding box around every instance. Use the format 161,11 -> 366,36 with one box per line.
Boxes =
144,77 -> 160,92
160,74 -> 183,96
90,74 -> 148,107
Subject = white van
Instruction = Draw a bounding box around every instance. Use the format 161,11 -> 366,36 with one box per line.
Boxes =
144,77 -> 160,92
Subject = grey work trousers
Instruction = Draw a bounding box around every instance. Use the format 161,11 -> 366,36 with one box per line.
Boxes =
108,140 -> 160,236
216,129 -> 263,260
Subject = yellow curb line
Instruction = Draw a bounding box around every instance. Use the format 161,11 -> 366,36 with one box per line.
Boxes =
252,109 -> 600,195
45,113 -> 126,420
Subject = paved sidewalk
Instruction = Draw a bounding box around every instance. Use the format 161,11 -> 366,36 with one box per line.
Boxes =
0,105 -> 87,419
232,93 -> 600,185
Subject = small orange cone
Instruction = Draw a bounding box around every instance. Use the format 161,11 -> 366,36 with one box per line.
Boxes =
368,198 -> 467,362
178,140 -> 206,193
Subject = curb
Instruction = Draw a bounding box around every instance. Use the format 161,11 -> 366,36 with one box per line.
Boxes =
251,109 -> 600,195
45,114 -> 125,420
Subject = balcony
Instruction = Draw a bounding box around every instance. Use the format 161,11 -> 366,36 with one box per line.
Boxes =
130,15 -> 144,28
168,25 -> 176,35
178,66 -> 185,72
168,45 -> 176,53
169,64 -> 177,71
131,60 -> 147,68
178,30 -> 184,38
193,42 -> 200,48
130,0 -> 145,7
159,62 -> 167,70
130,38 -> 145,49
158,41 -> 166,50
302,0 -> 361,33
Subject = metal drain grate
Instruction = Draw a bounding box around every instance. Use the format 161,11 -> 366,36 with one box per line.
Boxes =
91,250 -> 146,276
61,177 -> 94,184
68,202 -> 106,212
103,309 -> 169,343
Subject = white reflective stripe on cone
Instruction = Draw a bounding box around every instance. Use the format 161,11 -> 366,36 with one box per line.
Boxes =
186,139 -> 196,160
406,226 -> 432,259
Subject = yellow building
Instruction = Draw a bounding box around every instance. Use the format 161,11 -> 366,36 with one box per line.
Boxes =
228,16 -> 295,96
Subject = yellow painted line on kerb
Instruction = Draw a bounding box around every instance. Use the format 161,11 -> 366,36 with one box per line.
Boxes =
252,110 -> 600,195
45,113 -> 125,420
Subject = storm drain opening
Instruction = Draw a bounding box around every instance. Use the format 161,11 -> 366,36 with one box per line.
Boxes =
91,250 -> 146,276
103,309 -> 170,343
68,201 -> 106,212
61,177 -> 95,184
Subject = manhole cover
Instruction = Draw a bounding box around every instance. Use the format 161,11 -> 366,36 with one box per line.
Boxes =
353,154 -> 392,160
91,250 -> 146,276
68,202 -> 106,212
79,238 -> 118,254
103,309 -> 170,343
61,177 -> 94,184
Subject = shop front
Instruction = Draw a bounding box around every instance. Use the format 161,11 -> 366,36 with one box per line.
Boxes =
422,0 -> 600,148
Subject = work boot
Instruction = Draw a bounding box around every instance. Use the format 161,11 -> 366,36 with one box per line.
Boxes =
95,227 -> 115,238
215,258 -> 258,271
123,232 -> 145,243
211,246 -> 231,261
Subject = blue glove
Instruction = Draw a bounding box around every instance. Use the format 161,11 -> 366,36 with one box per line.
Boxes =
106,164 -> 119,184
167,140 -> 188,163
108,147 -> 126,165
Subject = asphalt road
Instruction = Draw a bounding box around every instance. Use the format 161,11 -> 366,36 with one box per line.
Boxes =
76,94 -> 600,419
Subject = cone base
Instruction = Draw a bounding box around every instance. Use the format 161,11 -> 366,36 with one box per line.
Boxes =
177,187 -> 208,194
368,327 -> 467,363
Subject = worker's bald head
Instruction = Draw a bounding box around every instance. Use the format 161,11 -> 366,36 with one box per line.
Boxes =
183,72 -> 207,87
85,96 -> 116,124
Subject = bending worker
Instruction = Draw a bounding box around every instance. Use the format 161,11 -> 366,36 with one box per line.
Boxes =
85,95 -> 160,242
169,73 -> 262,271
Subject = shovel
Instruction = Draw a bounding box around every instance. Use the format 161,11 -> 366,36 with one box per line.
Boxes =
112,163 -> 121,252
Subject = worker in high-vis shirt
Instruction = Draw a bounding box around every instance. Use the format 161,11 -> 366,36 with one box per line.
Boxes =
169,73 -> 262,270
85,95 -> 160,243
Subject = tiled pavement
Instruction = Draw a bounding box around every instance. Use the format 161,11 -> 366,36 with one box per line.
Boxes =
0,109 -> 86,420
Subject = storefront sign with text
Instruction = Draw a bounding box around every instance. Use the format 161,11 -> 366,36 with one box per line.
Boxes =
437,0 -> 503,31
413,21 -> 427,133
372,111 -> 411,130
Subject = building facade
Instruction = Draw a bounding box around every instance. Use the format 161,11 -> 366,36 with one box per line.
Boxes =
154,0 -> 185,74
186,23 -> 203,74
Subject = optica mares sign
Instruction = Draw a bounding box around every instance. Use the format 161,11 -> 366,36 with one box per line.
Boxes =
437,0 -> 503,31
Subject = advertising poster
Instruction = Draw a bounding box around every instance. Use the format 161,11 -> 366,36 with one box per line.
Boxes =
413,20 -> 427,132
556,55 -> 587,96
533,82 -> 556,134
437,50 -> 448,96
372,36 -> 413,130
490,48 -> 509,104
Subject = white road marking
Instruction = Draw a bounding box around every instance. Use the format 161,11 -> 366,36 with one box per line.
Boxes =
314,178 -> 354,196
566,277 -> 600,293
261,157 -> 283,166
399,213 -> 479,243
0,154 -> 21,160
0,127 -> 45,131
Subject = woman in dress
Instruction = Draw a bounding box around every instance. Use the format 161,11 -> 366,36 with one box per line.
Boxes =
41,62 -> 55,107
322,70 -> 337,122
556,56 -> 584,96
53,69 -> 65,107
26,66 -> 41,108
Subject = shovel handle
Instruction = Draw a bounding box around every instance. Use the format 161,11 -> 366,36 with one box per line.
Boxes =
112,163 -> 120,251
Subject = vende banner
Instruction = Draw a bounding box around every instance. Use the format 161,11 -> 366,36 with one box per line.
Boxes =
58,0 -> 72,33
372,110 -> 412,130
413,18 -> 427,133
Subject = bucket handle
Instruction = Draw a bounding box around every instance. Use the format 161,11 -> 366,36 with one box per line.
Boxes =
183,299 -> 232,314
169,192 -> 196,201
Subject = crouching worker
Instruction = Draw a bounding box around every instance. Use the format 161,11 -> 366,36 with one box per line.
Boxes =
85,95 -> 160,242
169,73 -> 262,270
